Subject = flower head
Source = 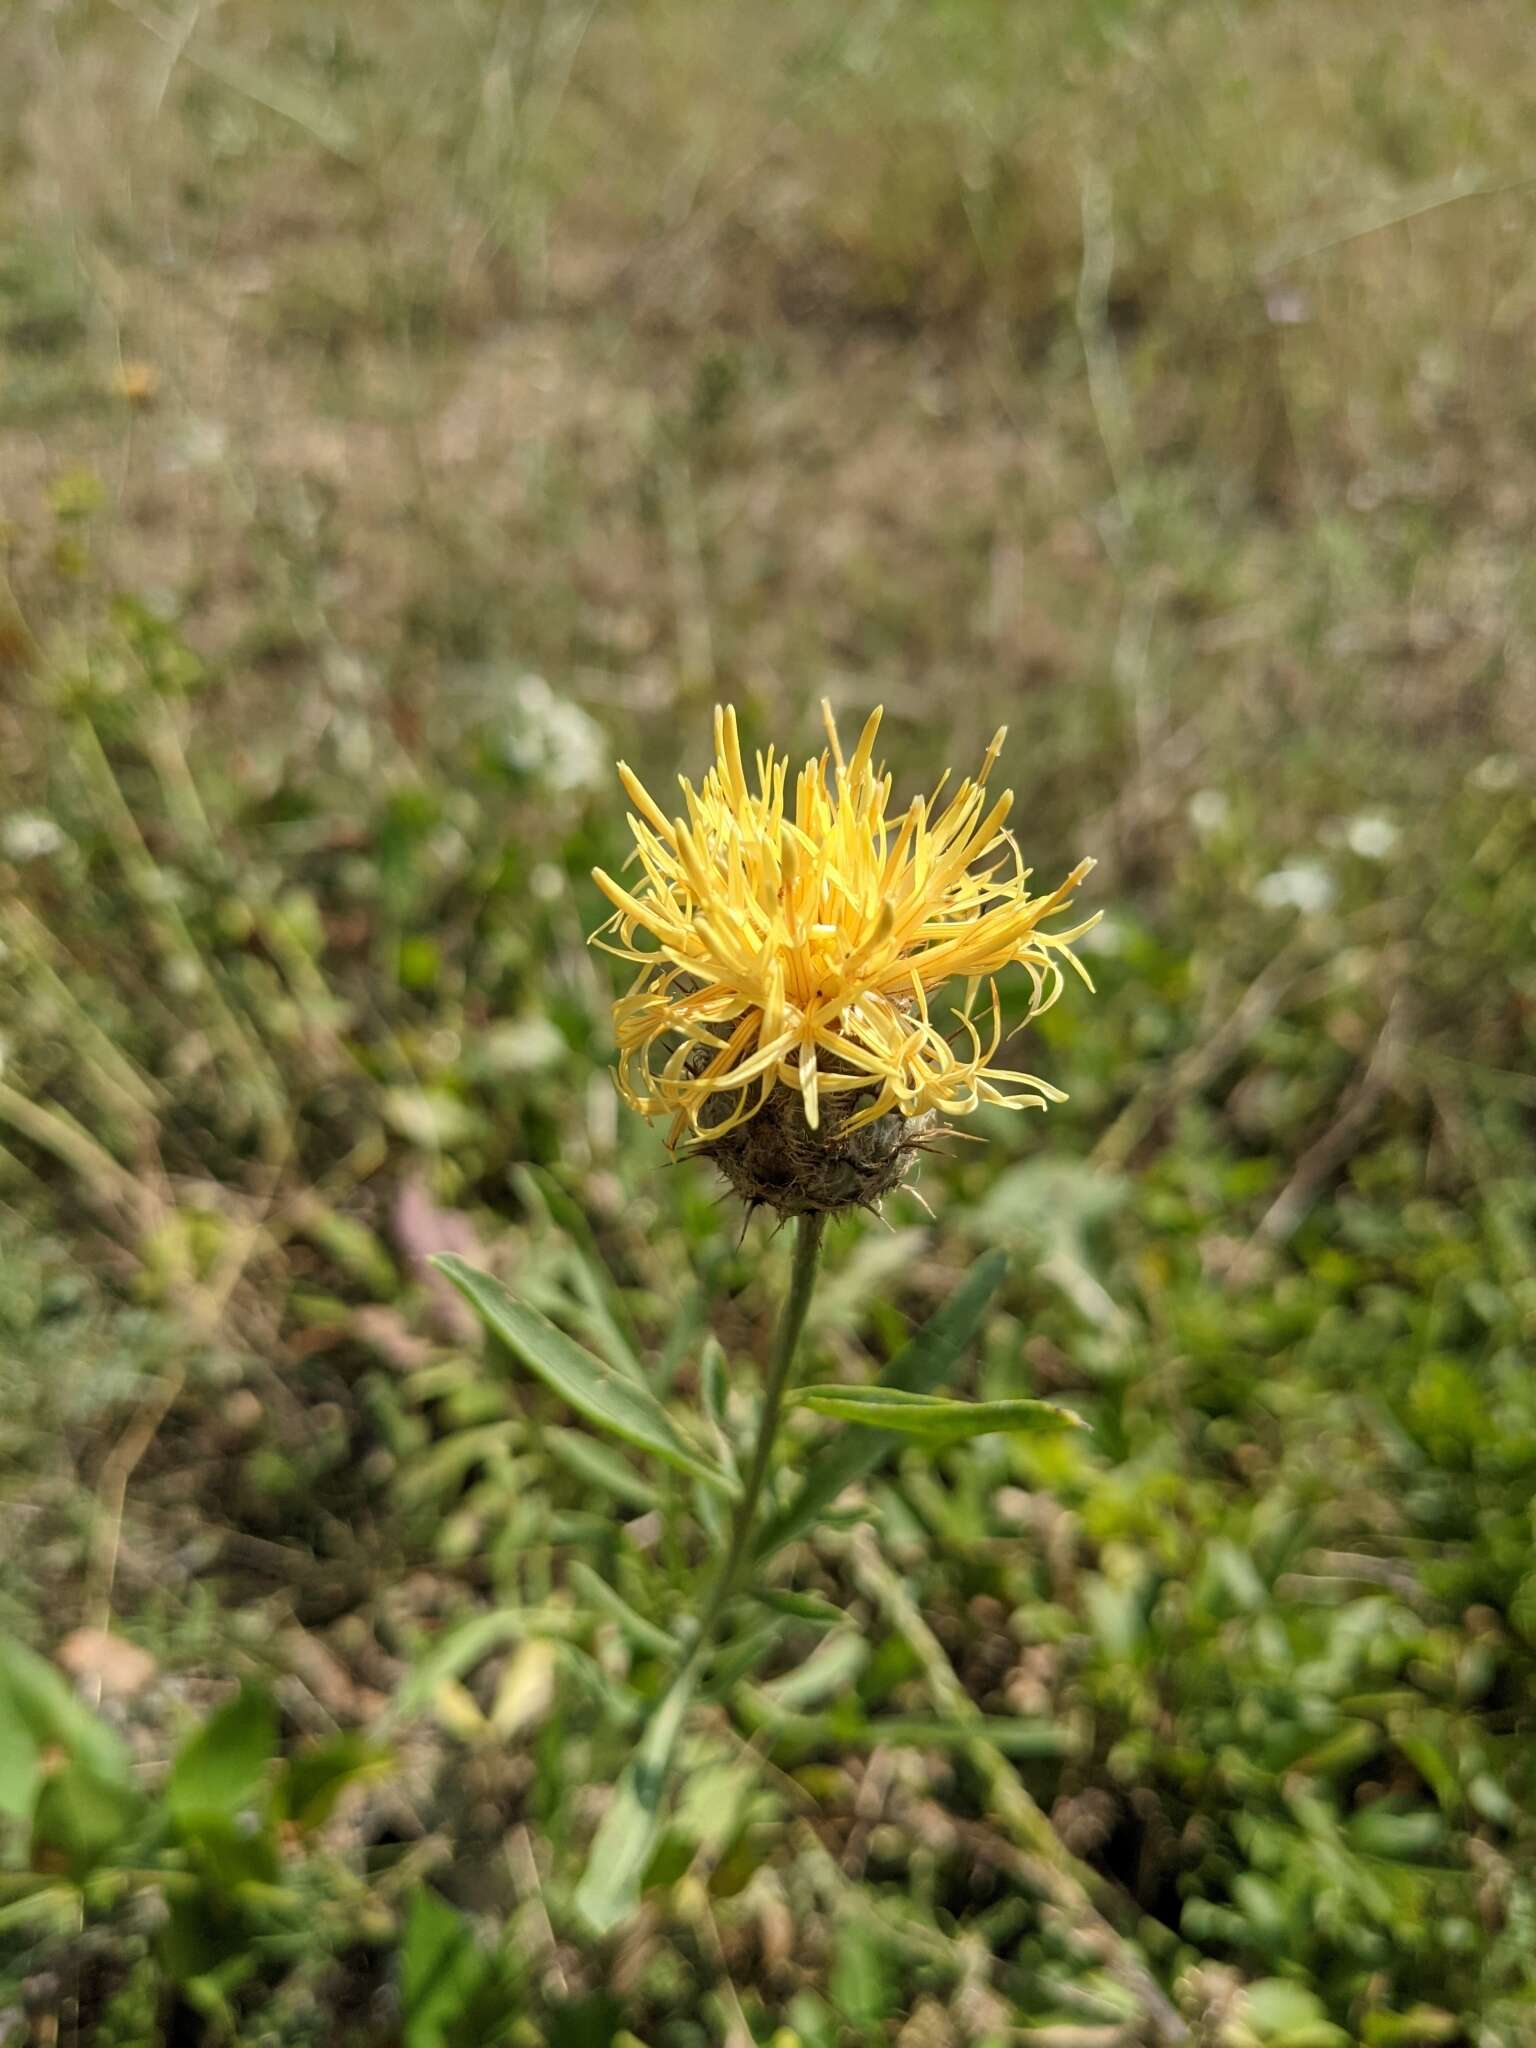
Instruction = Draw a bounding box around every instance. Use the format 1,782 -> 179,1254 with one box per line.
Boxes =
591,702 -> 1096,1211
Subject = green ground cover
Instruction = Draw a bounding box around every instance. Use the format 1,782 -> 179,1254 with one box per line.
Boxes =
2,3 -> 1535,2041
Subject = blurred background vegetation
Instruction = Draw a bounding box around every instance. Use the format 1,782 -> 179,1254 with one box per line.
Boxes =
2,2 -> 1535,2042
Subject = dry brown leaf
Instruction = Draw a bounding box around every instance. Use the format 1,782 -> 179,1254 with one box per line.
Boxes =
56,1628 -> 157,1698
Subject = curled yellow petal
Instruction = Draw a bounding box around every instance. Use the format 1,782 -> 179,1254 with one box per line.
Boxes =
589,702 -> 1095,1150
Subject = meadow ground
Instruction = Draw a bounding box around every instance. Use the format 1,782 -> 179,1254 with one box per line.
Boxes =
3,3 -> 1536,2043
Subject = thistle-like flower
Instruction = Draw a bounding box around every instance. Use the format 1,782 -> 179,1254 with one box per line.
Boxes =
591,703 -> 1096,1215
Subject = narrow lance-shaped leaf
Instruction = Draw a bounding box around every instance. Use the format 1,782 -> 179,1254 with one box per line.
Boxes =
795,1385 -> 1085,1443
753,1250 -> 1008,1561
515,1163 -> 647,1381
700,1619 -> 787,1700
280,1735 -> 393,1834
543,1427 -> 661,1511
392,1611 -> 530,1721
433,1255 -> 738,1499
573,1659 -> 700,1936
567,1562 -> 678,1660
749,1587 -> 846,1629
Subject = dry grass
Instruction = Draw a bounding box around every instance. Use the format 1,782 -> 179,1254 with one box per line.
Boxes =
4,0 -> 1533,806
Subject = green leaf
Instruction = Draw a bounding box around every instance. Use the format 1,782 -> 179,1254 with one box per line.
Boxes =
573,1661 -> 699,1935
753,1250 -> 1008,1561
830,1918 -> 896,2029
567,1562 -> 678,1659
399,1887 -> 520,2048
737,1694 -> 1075,1759
697,1335 -> 739,1483
515,1164 -> 645,1382
31,1762 -> 144,1877
543,1427 -> 660,1510
158,1891 -> 256,1995
0,1636 -> 134,1820
433,1255 -> 737,1499
964,1159 -> 1130,1334
0,1882 -> 78,1941
400,1889 -> 491,2048
654,1284 -> 710,1397
749,1588 -> 847,1629
166,1686 -> 278,1832
183,1815 -> 283,1897
0,1722 -> 40,1830
290,1199 -> 397,1299
811,1228 -> 928,1337
1242,1979 -> 1351,2047
754,1630 -> 869,1712
700,1619 -> 786,1698
280,1734 -> 392,1833
795,1385 -> 1085,1442
1509,1571 -> 1536,1649
382,1088 -> 487,1151
393,1612 -> 528,1720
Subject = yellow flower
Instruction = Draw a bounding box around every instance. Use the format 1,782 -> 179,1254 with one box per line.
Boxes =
591,701 -> 1096,1155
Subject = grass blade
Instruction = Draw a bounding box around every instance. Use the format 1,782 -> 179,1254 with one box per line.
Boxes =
573,1661 -> 699,1935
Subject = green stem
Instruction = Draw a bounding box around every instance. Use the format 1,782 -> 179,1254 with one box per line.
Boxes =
688,1209 -> 825,1662
573,1210 -> 827,1933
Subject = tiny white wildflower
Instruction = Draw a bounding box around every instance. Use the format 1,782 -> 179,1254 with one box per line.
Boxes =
2,813 -> 67,862
1345,813 -> 1399,861
1187,790 -> 1230,838
504,675 -> 605,793
1470,754 -> 1522,793
1254,862 -> 1336,914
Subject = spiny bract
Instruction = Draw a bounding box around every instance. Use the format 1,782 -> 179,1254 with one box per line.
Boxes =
590,702 -> 1096,1204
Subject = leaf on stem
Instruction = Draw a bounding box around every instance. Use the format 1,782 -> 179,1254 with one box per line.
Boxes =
753,1249 -> 1009,1561
795,1385 -> 1085,1442
433,1255 -> 738,1498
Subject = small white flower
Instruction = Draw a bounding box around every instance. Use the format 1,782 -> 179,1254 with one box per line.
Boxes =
503,675 -> 605,793
1254,861 -> 1336,914
1470,754 -> 1522,793
163,956 -> 202,996
427,825 -> 469,875
1345,813 -> 1399,860
166,417 -> 228,470
1187,789 -> 1230,837
481,1016 -> 565,1075
2,813 -> 66,861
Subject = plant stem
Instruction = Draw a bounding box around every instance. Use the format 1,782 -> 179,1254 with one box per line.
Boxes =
574,1211 -> 826,1932
689,1209 -> 825,1660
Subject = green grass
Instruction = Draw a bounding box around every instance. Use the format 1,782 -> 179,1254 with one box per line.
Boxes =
3,1 -> 1536,2041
